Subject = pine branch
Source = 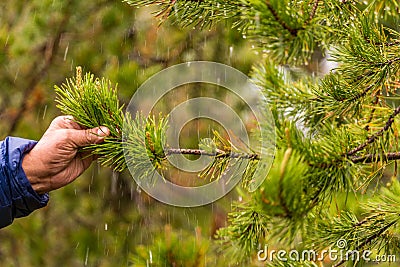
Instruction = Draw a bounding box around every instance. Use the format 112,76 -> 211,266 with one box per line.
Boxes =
123,0 -> 247,29
330,17 -> 400,92
55,68 -> 263,188
215,204 -> 270,260
347,104 -> 400,156
343,84 -> 374,103
332,219 -> 398,267
314,181 -> 400,266
265,1 -> 299,37
313,73 -> 376,119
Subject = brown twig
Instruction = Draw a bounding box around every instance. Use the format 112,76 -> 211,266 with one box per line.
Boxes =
349,84 -> 374,102
306,0 -> 320,24
165,148 -> 260,160
373,57 -> 400,67
265,1 -> 299,37
334,84 -> 375,103
366,39 -> 400,47
347,104 -> 400,156
364,94 -> 380,131
351,151 -> 400,164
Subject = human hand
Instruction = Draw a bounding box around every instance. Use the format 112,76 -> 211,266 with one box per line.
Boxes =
22,116 -> 110,194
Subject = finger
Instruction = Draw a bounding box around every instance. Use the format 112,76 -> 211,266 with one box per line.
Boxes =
62,116 -> 86,130
68,126 -> 110,148
48,116 -> 84,131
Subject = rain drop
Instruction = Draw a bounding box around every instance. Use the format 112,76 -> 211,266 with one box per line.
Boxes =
42,105 -> 48,120
84,247 -> 89,266
63,42 -> 69,61
149,250 -> 153,263
13,68 -> 19,82
5,34 -> 9,47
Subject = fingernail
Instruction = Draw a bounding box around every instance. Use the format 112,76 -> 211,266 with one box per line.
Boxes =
97,126 -> 110,137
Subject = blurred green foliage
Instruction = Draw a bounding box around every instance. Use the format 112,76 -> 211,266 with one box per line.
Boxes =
0,0 -> 256,266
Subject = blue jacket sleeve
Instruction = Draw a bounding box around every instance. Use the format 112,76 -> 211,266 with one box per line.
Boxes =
0,137 -> 49,228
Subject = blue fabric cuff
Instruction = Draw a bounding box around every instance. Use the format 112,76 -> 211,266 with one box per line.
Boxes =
0,137 -> 49,228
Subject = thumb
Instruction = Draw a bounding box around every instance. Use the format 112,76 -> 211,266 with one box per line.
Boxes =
70,126 -> 110,147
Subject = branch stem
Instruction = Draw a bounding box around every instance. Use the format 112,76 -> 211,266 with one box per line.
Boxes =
307,0 -> 319,23
165,148 -> 260,160
351,152 -> 400,164
165,148 -> 400,165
